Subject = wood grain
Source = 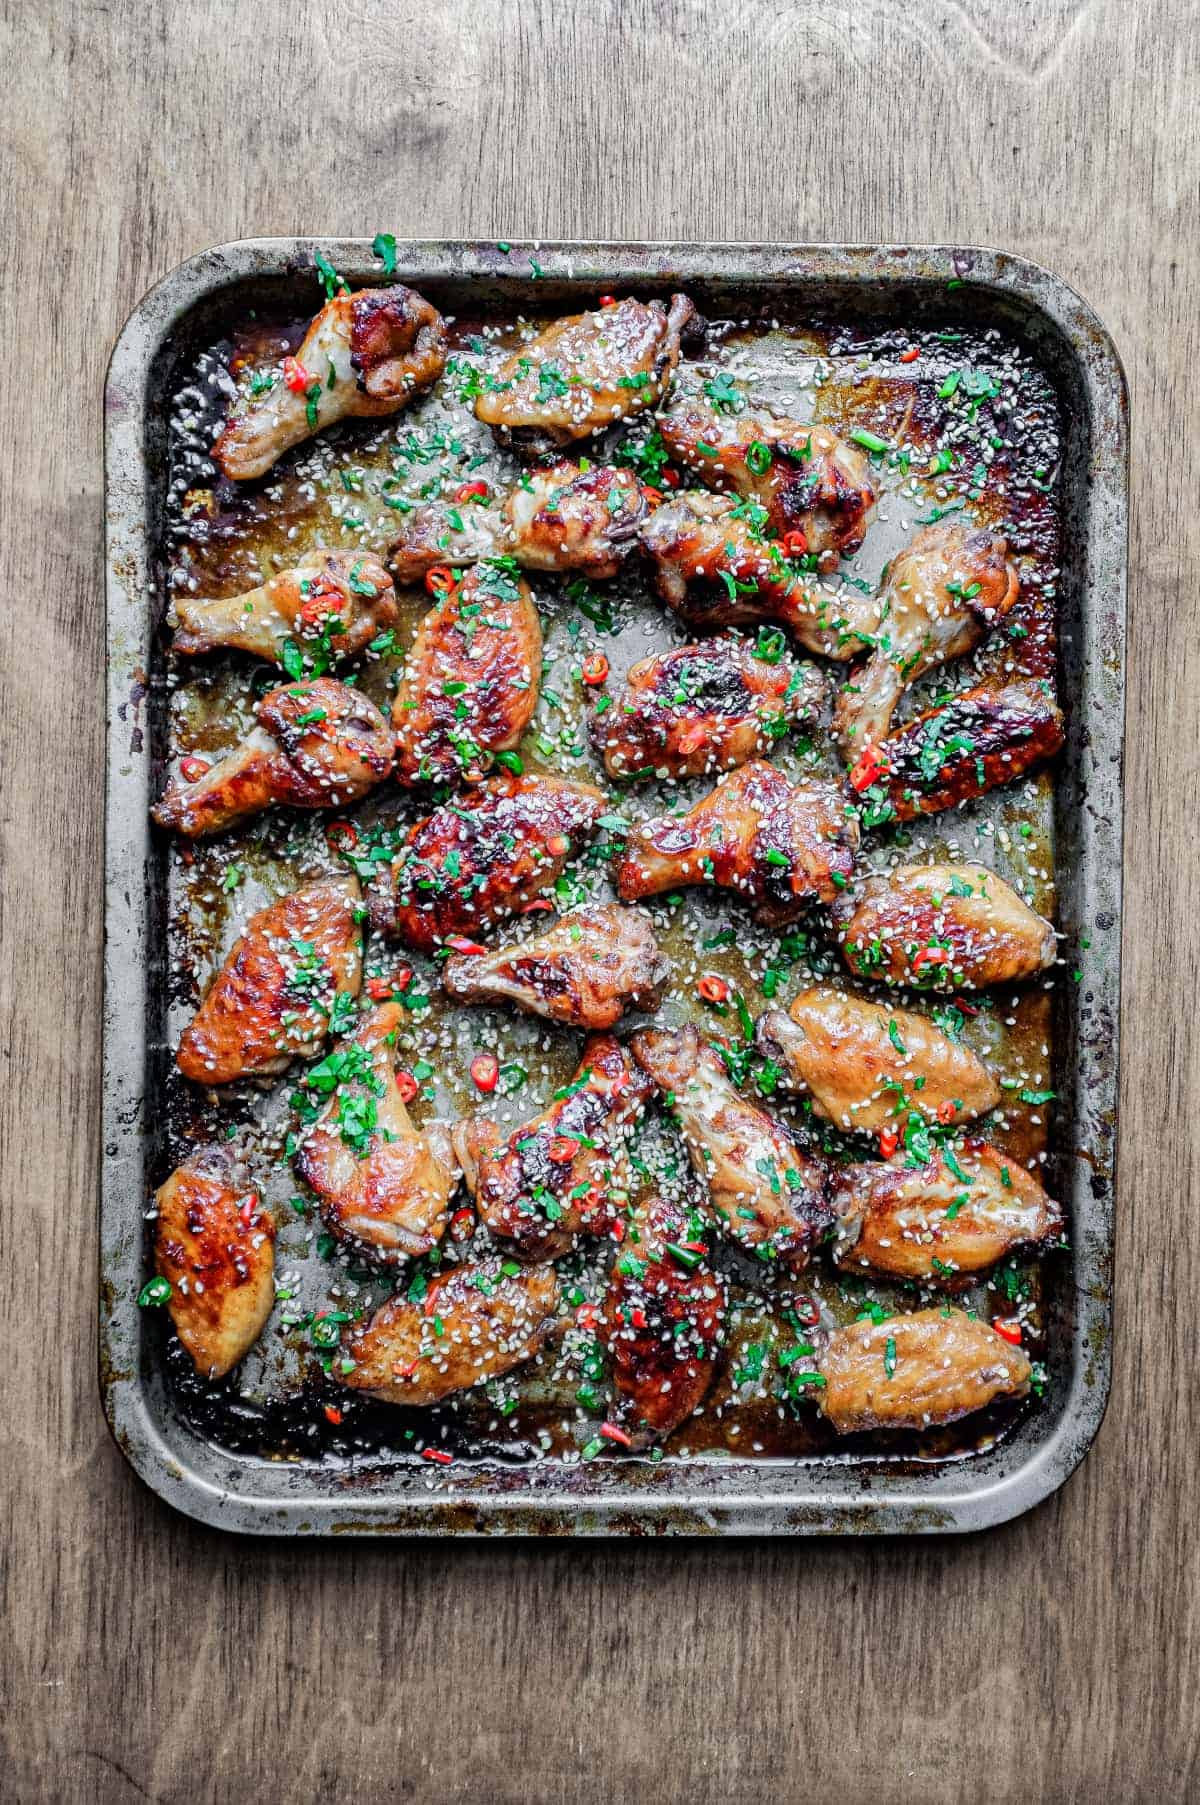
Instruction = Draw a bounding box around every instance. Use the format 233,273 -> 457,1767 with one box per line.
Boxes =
1,0 -> 1197,1798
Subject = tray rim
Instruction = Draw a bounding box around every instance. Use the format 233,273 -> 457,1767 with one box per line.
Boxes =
102,237 -> 1127,1537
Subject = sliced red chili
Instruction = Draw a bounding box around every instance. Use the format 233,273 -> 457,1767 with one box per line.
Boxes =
454,480 -> 490,502
446,936 -> 487,955
394,1070 -> 419,1103
992,1319 -> 1023,1346
581,653 -> 609,687
548,1136 -> 580,1164
878,1125 -> 900,1159
470,1053 -> 499,1093
179,755 -> 211,783
899,346 -> 920,364
323,1405 -> 343,1426
425,564 -> 456,596
697,974 -> 730,1006
782,529 -> 808,557
283,355 -> 312,393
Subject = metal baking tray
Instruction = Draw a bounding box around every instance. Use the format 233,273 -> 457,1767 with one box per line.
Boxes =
102,240 -> 1127,1535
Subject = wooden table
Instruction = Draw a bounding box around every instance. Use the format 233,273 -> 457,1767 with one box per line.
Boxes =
3,1 -> 1196,1797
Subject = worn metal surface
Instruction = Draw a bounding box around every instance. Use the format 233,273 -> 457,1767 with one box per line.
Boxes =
102,239 -> 1127,1535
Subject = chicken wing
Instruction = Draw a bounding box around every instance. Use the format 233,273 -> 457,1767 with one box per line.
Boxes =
389,463 -> 648,584
453,1036 -> 652,1260
832,525 -> 1020,754
172,550 -> 397,664
341,1258 -> 560,1406
831,1141 -> 1061,1285
152,678 -> 394,838
615,760 -> 859,925
660,399 -> 876,558
443,904 -> 668,1029
873,679 -> 1065,821
595,636 -> 825,782
368,774 -> 605,951
176,876 -> 362,1084
391,561 -> 542,786
755,986 -> 1000,1134
838,862 -> 1056,992
293,1002 -> 458,1261
474,294 -> 695,454
600,1190 -> 727,1448
631,1025 -> 831,1270
817,1307 -> 1032,1434
153,1142 -> 276,1379
214,285 -> 447,481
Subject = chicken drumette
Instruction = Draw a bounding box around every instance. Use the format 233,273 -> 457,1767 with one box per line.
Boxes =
816,1307 -> 1032,1435
172,550 -> 396,664
443,904 -> 668,1029
153,1142 -> 276,1379
214,285 -> 447,481
837,862 -> 1056,992
152,678 -> 394,838
871,678 -> 1066,821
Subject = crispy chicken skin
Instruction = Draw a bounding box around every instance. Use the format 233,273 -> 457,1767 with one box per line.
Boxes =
152,678 -> 394,838
640,492 -> 865,660
214,285 -> 447,481
616,760 -> 859,924
443,904 -> 668,1029
838,862 -> 1056,992
389,463 -> 648,584
392,563 -> 542,785
368,774 -> 605,951
595,637 -> 825,781
660,399 -> 876,557
631,1025 -> 831,1269
876,679 -> 1066,821
172,550 -> 396,663
474,294 -> 696,453
293,1002 -> 458,1261
832,1141 -> 1061,1285
453,1036 -> 652,1260
756,986 -> 1000,1133
817,1307 -> 1032,1434
177,876 -> 362,1084
153,1143 -> 276,1379
832,525 -> 1021,754
341,1258 -> 560,1406
600,1190 -> 727,1448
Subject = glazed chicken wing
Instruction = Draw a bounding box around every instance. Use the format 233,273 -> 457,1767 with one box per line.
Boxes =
832,1141 -> 1061,1285
341,1258 -> 560,1406
368,774 -> 605,951
392,562 -> 542,786
631,1025 -> 831,1270
838,862 -> 1056,992
176,876 -> 362,1084
474,294 -> 696,454
389,463 -> 648,584
453,1036 -> 652,1260
817,1307 -> 1032,1434
153,1143 -> 276,1379
660,399 -> 876,558
874,679 -> 1065,821
152,678 -> 394,838
595,636 -> 825,782
832,525 -> 1020,754
616,760 -> 859,925
443,903 -> 668,1029
214,285 -> 447,481
756,986 -> 1000,1134
600,1190 -> 727,1448
172,550 -> 396,664
293,1002 -> 458,1261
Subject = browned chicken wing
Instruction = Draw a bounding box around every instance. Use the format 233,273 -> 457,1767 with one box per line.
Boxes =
616,760 -> 859,925
595,636 -> 825,782
368,774 -> 605,951
443,904 -> 668,1029
392,561 -> 542,786
176,876 -> 362,1084
874,678 -> 1065,821
152,678 -> 394,838
660,399 -> 876,557
389,463 -> 648,584
831,1141 -> 1061,1285
838,862 -> 1056,992
172,550 -> 396,664
214,285 -> 447,481
817,1307 -> 1032,1434
832,525 -> 1021,754
153,1143 -> 276,1379
453,1036 -> 652,1260
600,1190 -> 727,1448
293,1002 -> 458,1261
474,294 -> 695,454
631,1025 -> 831,1270
756,986 -> 1000,1134
341,1258 -> 560,1406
